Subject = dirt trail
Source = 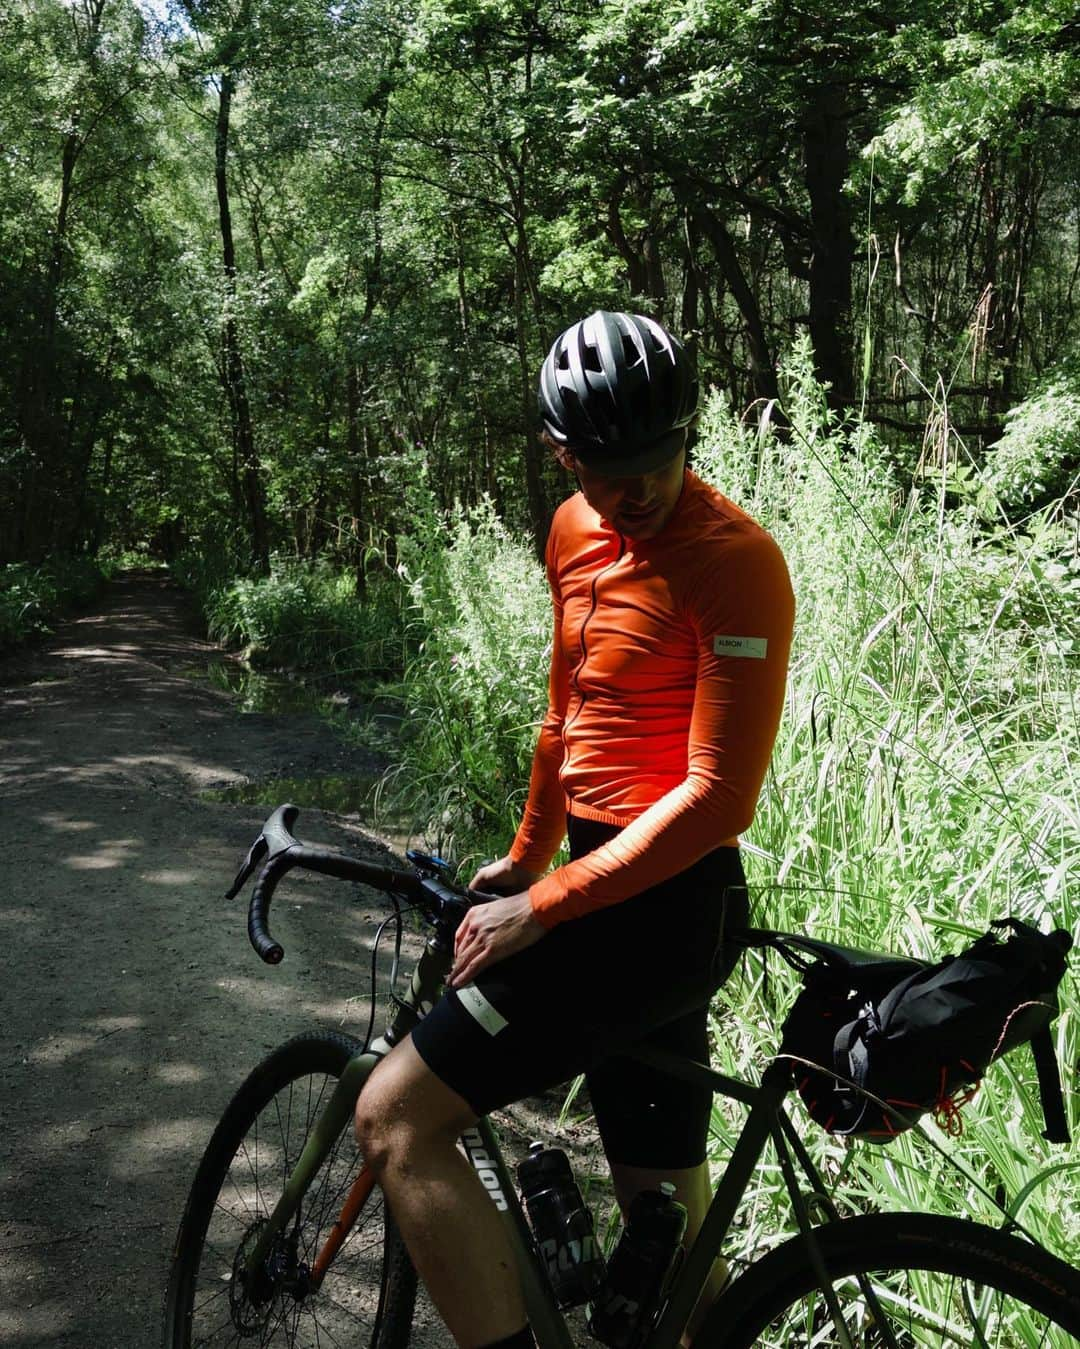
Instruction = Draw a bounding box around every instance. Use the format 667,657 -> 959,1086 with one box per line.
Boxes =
0,575 -> 403,1345
0,575 -> 601,1349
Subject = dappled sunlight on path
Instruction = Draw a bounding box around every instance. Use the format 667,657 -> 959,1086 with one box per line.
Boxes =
0,575 -> 408,1347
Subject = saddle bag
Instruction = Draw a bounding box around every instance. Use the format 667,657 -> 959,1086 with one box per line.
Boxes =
779,918 -> 1073,1144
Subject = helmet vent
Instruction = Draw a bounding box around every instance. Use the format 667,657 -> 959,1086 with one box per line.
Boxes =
538,310 -> 697,472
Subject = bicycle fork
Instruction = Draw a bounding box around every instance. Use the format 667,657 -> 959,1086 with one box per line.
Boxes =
239,933 -> 572,1345
240,934 -> 451,1290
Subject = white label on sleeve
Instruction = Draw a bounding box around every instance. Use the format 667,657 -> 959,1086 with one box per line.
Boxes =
457,983 -> 509,1036
713,634 -> 768,659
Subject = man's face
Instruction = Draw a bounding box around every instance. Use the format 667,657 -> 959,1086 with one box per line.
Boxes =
565,448 -> 687,541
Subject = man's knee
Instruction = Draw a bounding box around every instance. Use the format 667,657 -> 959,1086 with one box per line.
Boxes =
353,1064 -> 398,1174
354,1039 -> 474,1174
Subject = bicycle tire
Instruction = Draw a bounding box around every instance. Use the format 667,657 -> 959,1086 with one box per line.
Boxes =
164,1030 -> 417,1348
697,1211 -> 1080,1348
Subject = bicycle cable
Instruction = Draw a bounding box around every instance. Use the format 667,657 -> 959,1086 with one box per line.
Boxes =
362,896 -> 407,1050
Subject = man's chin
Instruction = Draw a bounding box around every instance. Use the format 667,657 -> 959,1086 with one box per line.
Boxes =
614,506 -> 666,538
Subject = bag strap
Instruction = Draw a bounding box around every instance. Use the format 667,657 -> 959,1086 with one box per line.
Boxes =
1030,1027 -> 1070,1145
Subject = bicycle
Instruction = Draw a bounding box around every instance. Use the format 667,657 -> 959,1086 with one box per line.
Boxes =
164,804 -> 1080,1347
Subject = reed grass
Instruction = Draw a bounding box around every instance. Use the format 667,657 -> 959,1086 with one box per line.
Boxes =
695,338 -> 1079,1264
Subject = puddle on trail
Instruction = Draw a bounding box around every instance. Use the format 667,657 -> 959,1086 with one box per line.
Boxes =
204,774 -> 417,857
207,772 -> 377,816
176,659 -> 338,716
182,659 -> 417,855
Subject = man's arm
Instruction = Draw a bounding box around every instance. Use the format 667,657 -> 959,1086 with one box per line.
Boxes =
526,528 -> 794,926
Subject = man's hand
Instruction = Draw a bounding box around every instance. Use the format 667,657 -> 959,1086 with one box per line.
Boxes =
449,890 -> 545,988
468,855 -> 542,896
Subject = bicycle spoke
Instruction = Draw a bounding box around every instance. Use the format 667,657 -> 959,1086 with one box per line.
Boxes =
169,1036 -> 416,1349
305,1306 -> 349,1348
193,1301 -> 245,1347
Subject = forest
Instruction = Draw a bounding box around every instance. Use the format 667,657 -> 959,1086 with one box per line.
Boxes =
2,0 -> 1079,1282
3,0 -> 1080,569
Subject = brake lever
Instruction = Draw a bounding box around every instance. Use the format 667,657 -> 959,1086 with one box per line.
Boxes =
225,834 -> 268,900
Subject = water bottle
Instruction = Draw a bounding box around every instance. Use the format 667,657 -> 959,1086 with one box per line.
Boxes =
587,1182 -> 688,1349
517,1142 -> 606,1307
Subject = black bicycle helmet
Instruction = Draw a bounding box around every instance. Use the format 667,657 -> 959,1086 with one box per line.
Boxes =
538,310 -> 698,475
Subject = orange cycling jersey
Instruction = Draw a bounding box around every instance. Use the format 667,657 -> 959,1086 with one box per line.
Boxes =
509,468 -> 794,927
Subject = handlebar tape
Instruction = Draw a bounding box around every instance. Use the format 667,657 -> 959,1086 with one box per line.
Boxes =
249,855 -> 289,964
247,843 -> 425,964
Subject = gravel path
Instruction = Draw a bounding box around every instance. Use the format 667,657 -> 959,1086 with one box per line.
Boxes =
0,574 -> 602,1349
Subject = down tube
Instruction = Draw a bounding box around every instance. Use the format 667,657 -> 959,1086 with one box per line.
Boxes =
461,1118 -> 575,1349
243,1045 -> 384,1279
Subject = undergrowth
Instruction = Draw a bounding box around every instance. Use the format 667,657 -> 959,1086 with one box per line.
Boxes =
186,555 -> 411,685
0,556 -> 112,652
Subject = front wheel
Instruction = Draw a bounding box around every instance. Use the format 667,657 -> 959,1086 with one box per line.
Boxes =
700,1211 -> 1080,1347
164,1030 -> 417,1348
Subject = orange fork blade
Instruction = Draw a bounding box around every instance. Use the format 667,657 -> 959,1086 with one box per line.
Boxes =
311,1165 -> 377,1286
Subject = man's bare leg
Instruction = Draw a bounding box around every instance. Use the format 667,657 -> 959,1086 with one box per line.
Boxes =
356,1036 -> 528,1348
608,1160 -> 727,1345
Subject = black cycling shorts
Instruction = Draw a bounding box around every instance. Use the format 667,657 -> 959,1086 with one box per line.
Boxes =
410,817 -> 748,1169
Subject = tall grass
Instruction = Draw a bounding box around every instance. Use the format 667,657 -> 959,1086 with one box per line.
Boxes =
695,339 -> 1079,1263
376,339 -> 1079,1259
194,556 -> 411,684
374,499 -> 551,862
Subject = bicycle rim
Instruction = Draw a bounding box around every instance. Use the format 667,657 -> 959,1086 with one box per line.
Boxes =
706,1213 -> 1080,1348
165,1031 -> 415,1348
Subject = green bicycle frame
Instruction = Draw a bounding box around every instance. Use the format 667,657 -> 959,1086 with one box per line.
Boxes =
239,934 -> 850,1349
240,933 -> 451,1281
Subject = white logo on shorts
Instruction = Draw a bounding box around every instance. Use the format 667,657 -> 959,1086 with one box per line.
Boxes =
457,984 -> 509,1036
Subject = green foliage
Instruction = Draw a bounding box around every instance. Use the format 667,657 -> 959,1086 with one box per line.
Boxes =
984,368 -> 1080,509
869,9 -> 1080,206
377,499 -> 552,865
0,556 -> 111,651
696,349 -> 1079,1257
202,556 -> 409,680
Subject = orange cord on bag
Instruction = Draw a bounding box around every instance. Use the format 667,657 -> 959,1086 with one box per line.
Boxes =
931,1065 -> 980,1136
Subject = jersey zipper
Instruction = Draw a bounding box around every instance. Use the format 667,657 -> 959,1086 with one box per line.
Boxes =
563,537 -> 626,739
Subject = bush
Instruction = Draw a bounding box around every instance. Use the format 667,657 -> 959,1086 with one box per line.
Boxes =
0,556 -> 111,652
200,555 -> 409,682
377,500 -> 551,865
984,370 -> 1080,511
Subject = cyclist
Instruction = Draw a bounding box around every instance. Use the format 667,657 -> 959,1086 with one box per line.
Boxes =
356,310 -> 794,1349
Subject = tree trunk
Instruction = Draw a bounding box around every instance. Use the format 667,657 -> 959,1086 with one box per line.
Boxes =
346,362 -> 367,596
680,210 -> 700,340
514,246 -> 547,556
802,94 -> 854,411
694,209 -> 783,412
215,59 -> 269,575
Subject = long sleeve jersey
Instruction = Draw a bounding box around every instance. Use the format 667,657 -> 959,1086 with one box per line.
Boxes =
509,469 -> 794,928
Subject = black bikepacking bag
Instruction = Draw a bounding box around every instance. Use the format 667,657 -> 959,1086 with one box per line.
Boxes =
778,917 -> 1073,1144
